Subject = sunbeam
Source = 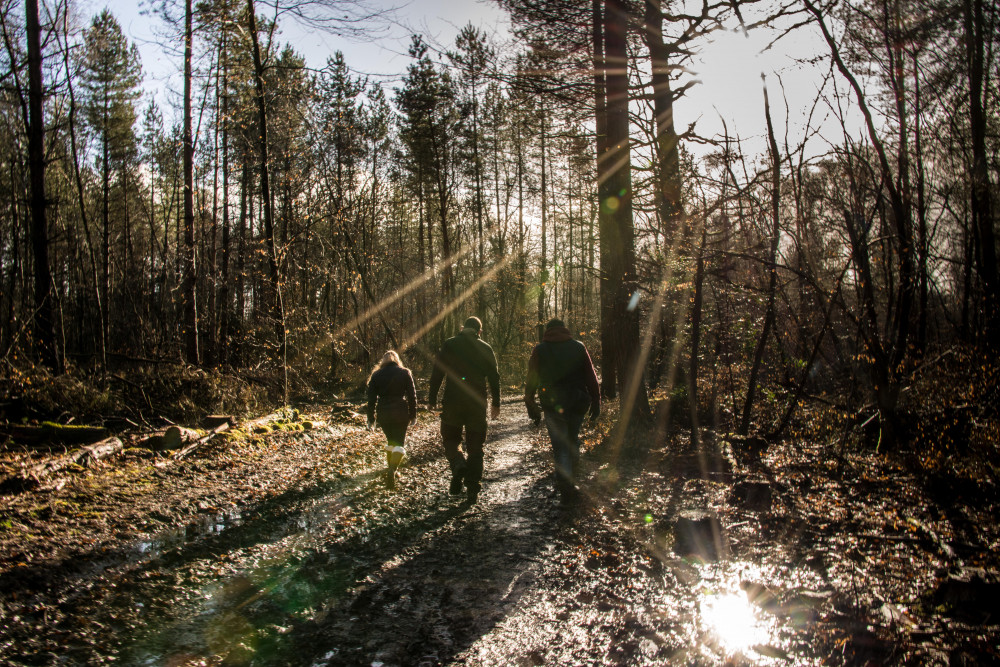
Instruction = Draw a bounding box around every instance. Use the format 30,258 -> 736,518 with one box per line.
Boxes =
328,244 -> 474,342
401,253 -> 515,354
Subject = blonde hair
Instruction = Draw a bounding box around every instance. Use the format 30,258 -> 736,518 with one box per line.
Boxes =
380,350 -> 402,368
368,350 -> 405,383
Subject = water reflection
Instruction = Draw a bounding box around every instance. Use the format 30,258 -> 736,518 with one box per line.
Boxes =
135,510 -> 244,556
689,560 -> 820,663
700,590 -> 769,653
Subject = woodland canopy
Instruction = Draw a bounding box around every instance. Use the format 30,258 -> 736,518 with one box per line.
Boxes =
1,0 -> 997,447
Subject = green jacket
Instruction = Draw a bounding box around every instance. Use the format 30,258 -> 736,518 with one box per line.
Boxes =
429,328 -> 501,430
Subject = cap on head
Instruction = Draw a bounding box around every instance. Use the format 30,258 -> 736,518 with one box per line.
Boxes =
464,316 -> 483,331
545,318 -> 565,330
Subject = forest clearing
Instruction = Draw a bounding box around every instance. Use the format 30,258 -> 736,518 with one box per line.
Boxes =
2,0 -> 998,663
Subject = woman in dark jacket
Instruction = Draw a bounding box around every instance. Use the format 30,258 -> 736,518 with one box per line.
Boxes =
366,350 -> 418,488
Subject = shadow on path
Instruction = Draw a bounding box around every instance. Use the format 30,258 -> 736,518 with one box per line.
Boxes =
106,413 -> 561,665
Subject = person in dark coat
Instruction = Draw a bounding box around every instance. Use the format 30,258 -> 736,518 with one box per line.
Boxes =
428,316 -> 501,504
366,350 -> 418,489
524,318 -> 601,503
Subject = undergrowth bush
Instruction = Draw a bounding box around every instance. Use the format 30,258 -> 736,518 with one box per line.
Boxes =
1,363 -> 276,427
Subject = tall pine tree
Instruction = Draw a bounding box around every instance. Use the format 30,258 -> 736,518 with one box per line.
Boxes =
79,9 -> 143,362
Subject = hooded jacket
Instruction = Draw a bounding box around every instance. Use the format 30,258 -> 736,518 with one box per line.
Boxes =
524,326 -> 601,419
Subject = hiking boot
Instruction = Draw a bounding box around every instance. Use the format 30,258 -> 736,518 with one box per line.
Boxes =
466,489 -> 479,505
449,474 -> 464,495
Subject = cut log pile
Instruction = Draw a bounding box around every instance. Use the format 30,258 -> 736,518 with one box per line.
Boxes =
0,407 -> 340,494
0,414 -> 239,493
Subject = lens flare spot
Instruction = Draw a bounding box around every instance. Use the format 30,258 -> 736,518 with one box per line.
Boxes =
700,592 -> 766,653
603,196 -> 620,213
627,290 -> 641,311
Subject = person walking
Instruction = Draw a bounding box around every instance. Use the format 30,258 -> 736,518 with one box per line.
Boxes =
428,316 -> 501,504
524,318 -> 601,504
366,350 -> 418,489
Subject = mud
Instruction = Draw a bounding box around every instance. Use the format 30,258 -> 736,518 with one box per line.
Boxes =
1,402 -> 997,665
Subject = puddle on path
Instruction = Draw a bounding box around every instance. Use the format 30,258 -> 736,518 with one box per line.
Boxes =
136,510 -> 244,556
692,560 -> 830,664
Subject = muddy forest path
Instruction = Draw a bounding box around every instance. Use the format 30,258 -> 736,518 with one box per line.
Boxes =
1,401 -> 808,666
6,398 -> 999,665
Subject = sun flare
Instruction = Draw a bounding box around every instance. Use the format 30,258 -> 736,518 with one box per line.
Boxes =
700,592 -> 767,653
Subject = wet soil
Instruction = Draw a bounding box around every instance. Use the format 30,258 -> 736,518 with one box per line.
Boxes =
0,402 -> 998,665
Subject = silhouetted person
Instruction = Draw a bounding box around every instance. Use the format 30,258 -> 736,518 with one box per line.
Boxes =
366,350 -> 417,489
524,318 -> 601,503
429,316 -> 501,504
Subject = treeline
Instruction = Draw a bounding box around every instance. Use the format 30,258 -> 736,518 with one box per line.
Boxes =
2,0 -> 598,386
2,0 -> 997,445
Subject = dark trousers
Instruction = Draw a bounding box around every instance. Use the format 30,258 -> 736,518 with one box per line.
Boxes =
379,420 -> 408,450
441,421 -> 487,493
544,409 -> 586,494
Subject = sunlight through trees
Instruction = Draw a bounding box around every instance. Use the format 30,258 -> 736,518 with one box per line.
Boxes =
0,0 -> 995,446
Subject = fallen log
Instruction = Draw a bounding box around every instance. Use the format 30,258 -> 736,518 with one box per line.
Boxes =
243,410 -> 290,433
22,436 -> 124,484
171,421 -> 232,460
202,415 -> 236,430
1,422 -> 109,449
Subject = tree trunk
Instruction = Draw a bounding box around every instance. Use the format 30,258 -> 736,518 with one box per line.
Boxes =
102,100 -> 111,367
538,103 -> 548,331
688,224 -> 708,450
594,0 -> 617,399
182,0 -> 199,364
602,0 -> 650,420
739,83 -> 782,436
964,0 -> 998,348
25,437 -> 124,485
58,17 -> 105,369
247,0 -> 286,375
236,161 -> 249,365
25,0 -> 59,372
644,0 -> 685,401
912,51 -> 929,353
219,35 -> 231,367
472,72 -> 485,315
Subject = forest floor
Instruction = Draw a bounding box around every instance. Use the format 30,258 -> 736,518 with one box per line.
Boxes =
0,397 -> 998,665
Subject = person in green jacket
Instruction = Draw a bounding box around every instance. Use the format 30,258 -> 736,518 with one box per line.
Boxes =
524,318 -> 601,503
428,316 -> 501,504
